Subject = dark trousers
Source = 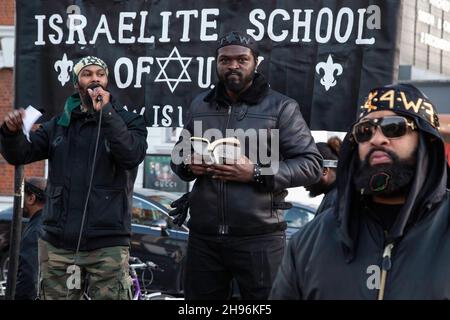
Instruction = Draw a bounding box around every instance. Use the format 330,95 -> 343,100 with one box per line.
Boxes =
184,231 -> 285,300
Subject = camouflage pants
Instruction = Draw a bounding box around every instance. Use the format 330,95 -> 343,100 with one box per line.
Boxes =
38,239 -> 132,300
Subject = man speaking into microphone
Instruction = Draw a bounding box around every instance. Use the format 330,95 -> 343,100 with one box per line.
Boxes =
0,56 -> 148,300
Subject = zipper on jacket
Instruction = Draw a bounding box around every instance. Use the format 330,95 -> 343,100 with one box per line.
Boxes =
377,242 -> 394,300
219,105 -> 233,234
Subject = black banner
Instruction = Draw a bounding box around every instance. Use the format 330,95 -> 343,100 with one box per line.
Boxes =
15,0 -> 401,131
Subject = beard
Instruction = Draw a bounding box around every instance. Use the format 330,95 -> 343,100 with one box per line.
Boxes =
218,69 -> 255,93
306,180 -> 332,197
353,147 -> 416,196
79,88 -> 94,110
78,83 -> 104,111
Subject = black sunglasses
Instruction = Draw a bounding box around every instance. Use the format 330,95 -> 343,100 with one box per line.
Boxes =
352,116 -> 416,144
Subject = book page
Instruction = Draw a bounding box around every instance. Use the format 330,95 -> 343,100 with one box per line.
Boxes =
210,138 -> 241,164
22,105 -> 42,143
208,137 -> 240,151
190,137 -> 210,156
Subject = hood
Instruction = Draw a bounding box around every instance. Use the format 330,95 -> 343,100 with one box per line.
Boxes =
335,120 -> 448,261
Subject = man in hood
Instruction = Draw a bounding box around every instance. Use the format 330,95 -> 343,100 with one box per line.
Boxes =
270,83 -> 450,300
0,56 -> 147,299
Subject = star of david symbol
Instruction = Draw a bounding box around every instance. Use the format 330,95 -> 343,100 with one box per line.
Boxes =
154,47 -> 192,93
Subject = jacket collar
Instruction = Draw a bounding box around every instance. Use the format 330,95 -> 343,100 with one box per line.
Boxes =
58,93 -> 117,126
57,93 -> 81,127
204,73 -> 269,107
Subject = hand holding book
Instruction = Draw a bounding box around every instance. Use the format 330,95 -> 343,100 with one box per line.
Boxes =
190,137 -> 242,165
186,137 -> 254,182
206,154 -> 255,183
184,153 -> 210,176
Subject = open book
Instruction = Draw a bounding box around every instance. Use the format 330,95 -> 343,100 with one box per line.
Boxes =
190,137 -> 241,164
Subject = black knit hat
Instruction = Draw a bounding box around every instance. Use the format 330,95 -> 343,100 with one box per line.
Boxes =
359,84 -> 439,127
24,181 -> 45,202
216,31 -> 259,57
72,56 -> 108,84
358,83 -> 440,138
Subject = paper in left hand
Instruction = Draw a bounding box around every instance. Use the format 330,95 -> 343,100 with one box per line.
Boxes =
22,105 -> 42,142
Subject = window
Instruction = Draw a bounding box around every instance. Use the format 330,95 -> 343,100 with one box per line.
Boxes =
131,196 -> 188,232
131,197 -> 166,226
283,206 -> 315,228
143,154 -> 189,192
164,127 -> 181,143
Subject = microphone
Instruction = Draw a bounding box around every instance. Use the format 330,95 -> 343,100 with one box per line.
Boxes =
87,83 -> 103,102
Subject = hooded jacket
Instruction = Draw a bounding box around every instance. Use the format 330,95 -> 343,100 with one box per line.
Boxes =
171,74 -> 322,236
270,93 -> 450,299
0,98 -> 147,251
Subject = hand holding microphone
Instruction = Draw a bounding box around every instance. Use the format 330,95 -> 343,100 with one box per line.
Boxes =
87,83 -> 110,111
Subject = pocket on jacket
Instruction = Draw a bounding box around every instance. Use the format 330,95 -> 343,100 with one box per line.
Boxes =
42,186 -> 63,226
87,187 -> 125,230
225,183 -> 272,225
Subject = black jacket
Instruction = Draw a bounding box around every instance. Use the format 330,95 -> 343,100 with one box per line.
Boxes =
270,124 -> 450,299
171,74 -> 322,236
15,210 -> 42,300
0,102 -> 147,251
315,187 -> 337,216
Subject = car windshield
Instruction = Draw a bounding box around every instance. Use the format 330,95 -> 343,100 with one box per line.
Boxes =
133,188 -> 184,210
132,188 -> 189,232
283,204 -> 315,229
144,195 -> 176,210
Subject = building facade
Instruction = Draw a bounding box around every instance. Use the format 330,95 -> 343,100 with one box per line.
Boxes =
0,0 -> 45,203
398,0 -> 450,161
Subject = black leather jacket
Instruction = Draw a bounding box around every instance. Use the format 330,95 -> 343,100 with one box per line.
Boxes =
171,75 -> 322,236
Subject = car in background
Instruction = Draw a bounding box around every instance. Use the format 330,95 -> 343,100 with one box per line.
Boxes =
0,188 -> 187,296
0,188 -> 316,296
284,202 -> 316,239
129,188 -> 187,295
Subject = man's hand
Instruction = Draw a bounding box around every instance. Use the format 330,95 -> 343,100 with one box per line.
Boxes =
186,153 -> 210,176
169,192 -> 190,227
207,155 -> 254,183
190,164 -> 209,176
87,86 -> 111,111
3,108 -> 25,133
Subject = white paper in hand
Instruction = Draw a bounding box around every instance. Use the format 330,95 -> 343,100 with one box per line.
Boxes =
22,105 -> 42,142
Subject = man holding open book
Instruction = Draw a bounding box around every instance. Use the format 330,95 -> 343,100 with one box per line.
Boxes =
171,31 -> 322,300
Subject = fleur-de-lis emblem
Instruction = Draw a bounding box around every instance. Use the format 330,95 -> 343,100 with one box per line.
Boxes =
54,53 -> 73,86
315,54 -> 343,91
